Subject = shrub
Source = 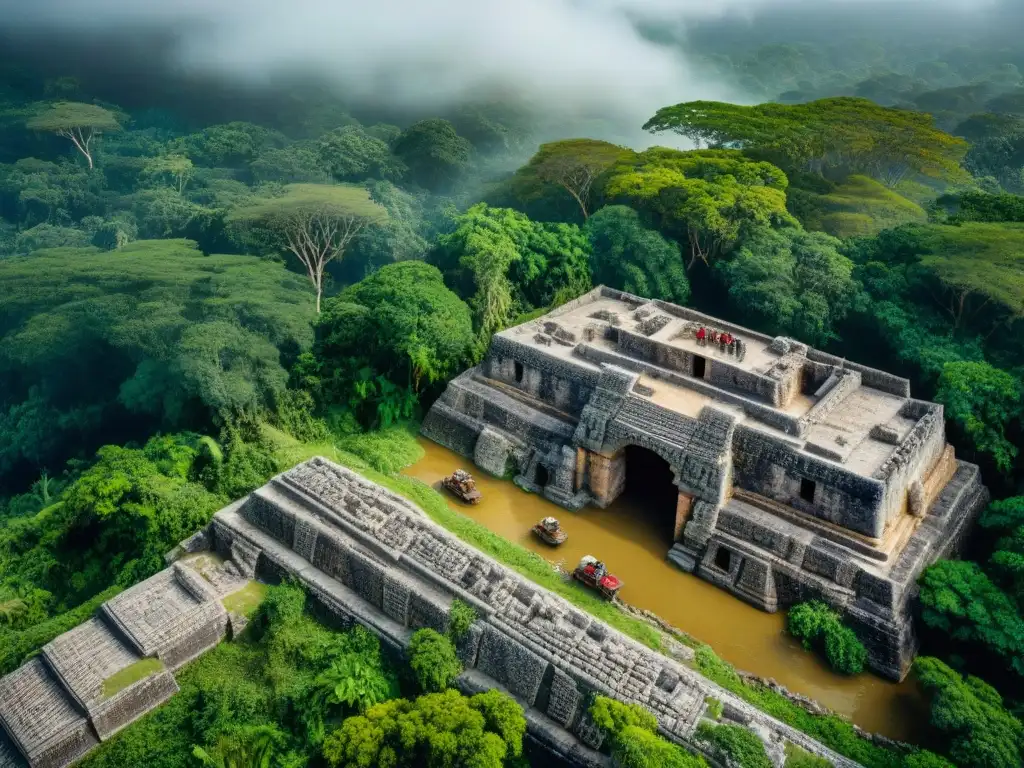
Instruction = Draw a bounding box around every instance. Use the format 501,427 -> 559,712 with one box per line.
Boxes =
784,743 -> 832,768
448,598 -> 478,642
407,628 -> 462,693
590,696 -> 706,767
788,601 -> 867,675
696,722 -> 772,768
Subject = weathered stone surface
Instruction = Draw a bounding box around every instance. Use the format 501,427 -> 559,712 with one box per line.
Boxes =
421,285 -> 989,681
198,457 -> 857,767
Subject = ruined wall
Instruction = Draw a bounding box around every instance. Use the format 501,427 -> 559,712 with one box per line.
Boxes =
805,349 -> 911,398
615,328 -> 784,406
875,403 -> 948,528
485,335 -> 597,414
732,426 -> 887,538
576,344 -> 803,436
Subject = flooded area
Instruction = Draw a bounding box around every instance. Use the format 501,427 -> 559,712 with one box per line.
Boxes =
404,437 -> 928,742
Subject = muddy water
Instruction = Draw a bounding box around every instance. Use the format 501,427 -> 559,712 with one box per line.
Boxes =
404,438 -> 928,742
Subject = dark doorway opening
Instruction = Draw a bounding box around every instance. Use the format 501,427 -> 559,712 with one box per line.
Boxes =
514,361 -> 524,383
800,478 -> 816,503
693,355 -> 706,379
714,546 -> 732,571
623,445 -> 678,544
535,464 -> 549,487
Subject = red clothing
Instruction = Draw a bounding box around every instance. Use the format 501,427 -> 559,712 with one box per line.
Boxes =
696,328 -> 706,340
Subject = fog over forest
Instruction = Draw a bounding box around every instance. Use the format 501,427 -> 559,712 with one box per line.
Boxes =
0,0 -> 1011,148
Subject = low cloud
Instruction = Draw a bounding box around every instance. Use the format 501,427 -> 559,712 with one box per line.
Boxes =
0,0 -> 1003,147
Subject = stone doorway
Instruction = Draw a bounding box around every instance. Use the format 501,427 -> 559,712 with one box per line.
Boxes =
623,445 -> 679,544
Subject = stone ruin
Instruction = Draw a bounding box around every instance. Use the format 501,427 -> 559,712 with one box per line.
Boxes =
0,560 -> 244,768
201,459 -> 857,766
421,286 -> 989,681
0,458 -> 862,767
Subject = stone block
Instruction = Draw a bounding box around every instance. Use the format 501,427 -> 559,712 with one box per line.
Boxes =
476,624 -> 549,706
474,427 -> 514,477
546,669 -> 582,728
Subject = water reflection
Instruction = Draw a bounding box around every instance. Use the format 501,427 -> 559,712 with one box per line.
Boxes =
404,438 -> 928,742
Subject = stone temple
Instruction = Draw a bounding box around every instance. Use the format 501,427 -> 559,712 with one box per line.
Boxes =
422,286 -> 989,680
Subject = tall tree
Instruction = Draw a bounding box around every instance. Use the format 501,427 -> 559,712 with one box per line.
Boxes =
585,205 -> 690,304
392,119 -> 472,192
140,154 -> 194,194
516,139 -> 631,220
602,148 -> 793,270
25,102 -> 121,170
227,184 -> 388,312
643,97 -> 968,187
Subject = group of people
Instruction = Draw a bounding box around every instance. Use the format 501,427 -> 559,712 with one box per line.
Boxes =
694,326 -> 745,358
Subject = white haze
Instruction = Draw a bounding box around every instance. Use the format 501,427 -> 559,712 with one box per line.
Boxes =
0,0 -> 999,148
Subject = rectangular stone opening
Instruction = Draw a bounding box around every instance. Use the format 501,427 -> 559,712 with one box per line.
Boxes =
514,361 -> 524,383
800,478 -> 816,503
714,546 -> 732,571
693,355 -> 707,379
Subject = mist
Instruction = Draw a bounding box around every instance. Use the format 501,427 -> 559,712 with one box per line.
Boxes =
0,0 -> 1010,149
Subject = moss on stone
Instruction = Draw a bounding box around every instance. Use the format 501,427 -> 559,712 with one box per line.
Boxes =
222,581 -> 268,618
101,658 -> 164,699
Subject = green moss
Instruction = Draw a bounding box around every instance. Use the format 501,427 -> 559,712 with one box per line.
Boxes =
335,424 -> 425,474
785,743 -> 832,768
101,658 -> 165,698
222,581 -> 268,618
704,696 -> 723,721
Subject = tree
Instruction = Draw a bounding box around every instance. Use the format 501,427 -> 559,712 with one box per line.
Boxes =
249,143 -> 328,184
602,148 -> 793,270
516,139 -> 631,220
719,226 -> 857,345
643,98 -> 968,187
140,154 -> 194,194
299,261 -> 473,427
0,239 -> 314,487
392,119 -> 472,192
431,204 -> 592,343
227,184 -> 388,312
914,656 -> 1024,768
585,206 -> 690,303
936,361 -> 1022,473
25,102 -> 120,170
322,688 -> 525,768
317,126 -> 403,182
407,628 -> 461,693
918,560 -> 1024,677
172,122 -> 285,168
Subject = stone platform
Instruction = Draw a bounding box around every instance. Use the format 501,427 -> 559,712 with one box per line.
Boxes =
421,286 -> 989,680
0,556 -> 245,767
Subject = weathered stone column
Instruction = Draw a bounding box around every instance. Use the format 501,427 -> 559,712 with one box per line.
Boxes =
587,449 -> 625,507
574,448 -> 587,493
673,492 -> 694,542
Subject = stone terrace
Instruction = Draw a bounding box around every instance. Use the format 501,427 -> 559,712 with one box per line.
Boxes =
0,557 -> 245,768
209,457 -> 859,768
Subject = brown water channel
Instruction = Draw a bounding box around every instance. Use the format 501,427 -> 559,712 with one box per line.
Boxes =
404,438 -> 928,742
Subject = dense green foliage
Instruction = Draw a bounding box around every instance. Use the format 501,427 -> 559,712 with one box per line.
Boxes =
407,628 -> 462,693
787,601 -> 868,675
695,721 -> 773,768
914,657 -> 1024,768
590,696 -> 707,768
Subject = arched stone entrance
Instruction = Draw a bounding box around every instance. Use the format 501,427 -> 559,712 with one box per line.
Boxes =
622,445 -> 681,545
